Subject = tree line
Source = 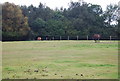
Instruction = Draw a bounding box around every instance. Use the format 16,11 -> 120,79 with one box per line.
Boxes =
2,1 -> 119,41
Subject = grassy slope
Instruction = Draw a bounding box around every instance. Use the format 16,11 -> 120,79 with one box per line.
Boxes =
2,40 -> 118,79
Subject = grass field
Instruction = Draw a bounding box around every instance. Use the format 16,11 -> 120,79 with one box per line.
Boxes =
2,40 -> 118,79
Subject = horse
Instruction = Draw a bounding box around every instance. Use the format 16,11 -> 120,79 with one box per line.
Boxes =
93,34 -> 101,43
37,37 -> 41,40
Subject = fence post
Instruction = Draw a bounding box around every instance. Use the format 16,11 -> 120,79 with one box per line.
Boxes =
52,37 -> 54,40
110,36 -> 111,40
87,35 -> 88,40
68,36 -> 69,40
60,36 -> 61,40
77,36 -> 79,40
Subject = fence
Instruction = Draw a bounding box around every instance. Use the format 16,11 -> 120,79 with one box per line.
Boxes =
36,35 -> 119,40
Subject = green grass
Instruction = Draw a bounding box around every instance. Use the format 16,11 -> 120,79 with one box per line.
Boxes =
2,40 -> 118,79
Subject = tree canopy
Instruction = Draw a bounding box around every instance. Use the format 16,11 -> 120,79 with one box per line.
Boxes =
2,1 -> 119,41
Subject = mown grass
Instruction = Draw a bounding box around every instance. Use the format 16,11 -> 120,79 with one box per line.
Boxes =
2,40 -> 118,79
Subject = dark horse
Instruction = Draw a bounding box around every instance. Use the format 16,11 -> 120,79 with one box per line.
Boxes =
93,34 -> 101,43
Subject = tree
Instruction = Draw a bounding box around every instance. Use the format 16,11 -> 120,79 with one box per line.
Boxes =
0,4 -> 2,41
116,19 -> 120,36
19,1 -> 118,39
31,18 -> 46,36
2,2 -> 30,41
104,4 -> 118,26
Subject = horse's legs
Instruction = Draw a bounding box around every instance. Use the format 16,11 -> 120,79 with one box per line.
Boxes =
95,40 -> 97,43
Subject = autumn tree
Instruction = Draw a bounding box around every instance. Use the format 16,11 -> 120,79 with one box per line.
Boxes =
2,2 -> 30,41
0,4 -> 2,41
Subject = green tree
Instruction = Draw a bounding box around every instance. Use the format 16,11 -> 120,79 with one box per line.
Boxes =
19,1 -> 118,39
104,4 -> 118,26
31,18 -> 46,36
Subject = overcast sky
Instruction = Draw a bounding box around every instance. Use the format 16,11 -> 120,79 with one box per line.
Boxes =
0,0 -> 119,11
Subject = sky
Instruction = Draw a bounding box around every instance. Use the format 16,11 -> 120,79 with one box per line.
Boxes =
0,0 -> 120,11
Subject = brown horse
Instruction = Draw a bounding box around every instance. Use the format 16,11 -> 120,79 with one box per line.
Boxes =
93,34 -> 101,43
37,37 -> 41,40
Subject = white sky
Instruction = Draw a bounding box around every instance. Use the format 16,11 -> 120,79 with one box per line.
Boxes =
0,0 -> 119,11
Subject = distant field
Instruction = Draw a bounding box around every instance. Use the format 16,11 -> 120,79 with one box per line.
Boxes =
2,40 -> 118,79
